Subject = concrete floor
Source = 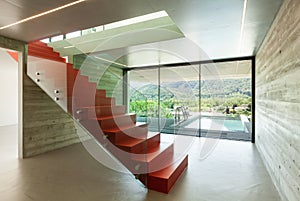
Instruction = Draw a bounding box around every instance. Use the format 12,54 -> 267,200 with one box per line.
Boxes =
0,125 -> 281,201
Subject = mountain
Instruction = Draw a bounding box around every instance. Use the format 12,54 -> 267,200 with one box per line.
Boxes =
130,78 -> 251,100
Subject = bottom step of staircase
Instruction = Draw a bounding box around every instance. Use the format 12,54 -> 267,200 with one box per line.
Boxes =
147,155 -> 188,193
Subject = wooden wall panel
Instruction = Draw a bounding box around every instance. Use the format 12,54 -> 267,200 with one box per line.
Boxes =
256,0 -> 300,201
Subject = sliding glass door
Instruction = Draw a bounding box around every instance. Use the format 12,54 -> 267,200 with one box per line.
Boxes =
128,69 -> 159,132
159,65 -> 200,136
200,60 -> 252,140
128,59 -> 253,141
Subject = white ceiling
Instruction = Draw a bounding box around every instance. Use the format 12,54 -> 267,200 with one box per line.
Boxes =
0,0 -> 282,60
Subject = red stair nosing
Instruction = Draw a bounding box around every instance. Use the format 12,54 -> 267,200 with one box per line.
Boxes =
98,113 -> 136,130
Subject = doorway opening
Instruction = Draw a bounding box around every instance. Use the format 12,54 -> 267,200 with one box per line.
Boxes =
0,48 -> 19,159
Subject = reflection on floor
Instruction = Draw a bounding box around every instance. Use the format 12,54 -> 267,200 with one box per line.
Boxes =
0,125 -> 281,201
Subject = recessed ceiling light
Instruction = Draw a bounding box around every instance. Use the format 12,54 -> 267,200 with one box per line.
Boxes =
105,10 -> 169,30
0,0 -> 85,30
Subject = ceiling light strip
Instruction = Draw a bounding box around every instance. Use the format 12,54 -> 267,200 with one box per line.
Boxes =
239,0 -> 248,53
0,0 -> 85,30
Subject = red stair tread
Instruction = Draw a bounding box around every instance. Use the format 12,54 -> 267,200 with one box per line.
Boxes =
149,155 -> 188,179
103,122 -> 147,133
115,132 -> 159,147
131,142 -> 173,163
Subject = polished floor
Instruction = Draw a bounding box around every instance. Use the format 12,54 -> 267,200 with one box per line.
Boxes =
0,125 -> 281,201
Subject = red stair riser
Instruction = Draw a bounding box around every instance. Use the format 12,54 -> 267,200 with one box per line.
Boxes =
99,114 -> 136,130
28,46 -> 55,54
29,54 -> 65,63
113,125 -> 148,142
146,145 -> 174,173
147,156 -> 188,193
104,124 -> 148,143
28,46 -> 60,56
118,134 -> 160,154
67,64 -> 78,101
74,106 -> 127,121
73,98 -> 99,108
29,42 -> 57,53
94,97 -> 116,106
165,156 -> 188,192
138,134 -> 160,152
88,106 -> 126,118
95,90 -> 106,98
29,43 -> 53,49
126,144 -> 174,174
28,49 -> 65,62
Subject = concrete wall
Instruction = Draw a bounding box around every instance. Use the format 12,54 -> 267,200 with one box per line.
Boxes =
255,0 -> 300,201
23,75 -> 84,157
0,50 -> 18,126
0,35 -> 87,158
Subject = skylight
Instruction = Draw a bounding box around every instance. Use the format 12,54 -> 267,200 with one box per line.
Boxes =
104,11 -> 169,30
40,10 -> 169,43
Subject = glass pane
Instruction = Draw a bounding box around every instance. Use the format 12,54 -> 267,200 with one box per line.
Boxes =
200,60 -> 252,141
66,31 -> 81,39
81,28 -> 97,35
129,69 -> 159,132
51,35 -> 64,42
160,66 -> 199,136
40,38 -> 50,43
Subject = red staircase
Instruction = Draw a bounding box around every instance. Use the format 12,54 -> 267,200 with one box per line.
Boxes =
28,41 -> 188,193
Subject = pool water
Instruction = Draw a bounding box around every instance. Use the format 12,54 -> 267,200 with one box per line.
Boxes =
185,116 -> 245,132
137,116 -> 245,132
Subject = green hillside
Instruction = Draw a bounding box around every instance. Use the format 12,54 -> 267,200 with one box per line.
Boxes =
129,78 -> 252,117
130,78 -> 251,100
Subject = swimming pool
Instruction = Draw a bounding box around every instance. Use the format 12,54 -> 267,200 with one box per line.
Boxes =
137,115 -> 246,132
199,116 -> 245,132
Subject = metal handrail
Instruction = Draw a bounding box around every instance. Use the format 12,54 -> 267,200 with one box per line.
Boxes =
175,106 -> 189,124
